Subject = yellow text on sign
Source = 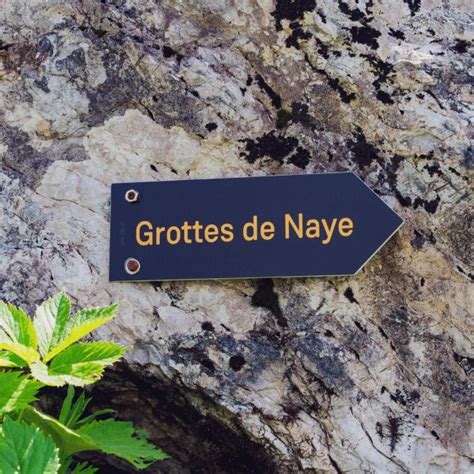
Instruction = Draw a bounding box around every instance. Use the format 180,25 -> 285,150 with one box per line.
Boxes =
135,213 -> 354,247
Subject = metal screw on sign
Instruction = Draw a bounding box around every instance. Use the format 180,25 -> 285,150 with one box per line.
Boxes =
125,258 -> 141,275
125,189 -> 139,203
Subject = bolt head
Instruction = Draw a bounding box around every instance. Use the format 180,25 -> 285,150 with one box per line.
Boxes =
125,189 -> 139,203
125,258 -> 141,275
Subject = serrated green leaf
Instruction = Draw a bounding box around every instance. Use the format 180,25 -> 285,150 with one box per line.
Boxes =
34,292 -> 71,358
22,408 -> 95,457
71,304 -> 119,328
75,409 -> 115,428
0,417 -> 60,474
59,388 -> 92,429
0,372 -> 43,414
0,303 -> 39,364
58,385 -> 75,425
0,342 -> 39,365
71,462 -> 98,474
22,408 -> 167,469
0,303 -> 37,349
77,419 -> 168,469
50,342 -> 126,369
31,342 -> 126,387
0,350 -> 27,368
30,360 -> 104,387
44,304 -> 118,362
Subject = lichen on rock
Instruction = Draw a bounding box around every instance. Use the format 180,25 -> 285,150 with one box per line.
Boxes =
0,0 -> 472,472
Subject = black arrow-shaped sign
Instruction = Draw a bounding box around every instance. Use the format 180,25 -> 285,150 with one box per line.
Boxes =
109,172 -> 403,281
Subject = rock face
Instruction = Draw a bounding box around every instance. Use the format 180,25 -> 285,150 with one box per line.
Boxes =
1,0 -> 472,472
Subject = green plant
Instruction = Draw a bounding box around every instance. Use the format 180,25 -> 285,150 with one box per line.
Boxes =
0,293 -> 167,473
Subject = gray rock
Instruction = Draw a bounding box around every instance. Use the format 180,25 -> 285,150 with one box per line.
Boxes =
1,0 -> 472,472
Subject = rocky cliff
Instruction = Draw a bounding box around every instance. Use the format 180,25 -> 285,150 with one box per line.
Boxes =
1,0 -> 472,472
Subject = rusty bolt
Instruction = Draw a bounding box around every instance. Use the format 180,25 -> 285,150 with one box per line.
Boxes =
124,258 -> 141,275
125,189 -> 139,203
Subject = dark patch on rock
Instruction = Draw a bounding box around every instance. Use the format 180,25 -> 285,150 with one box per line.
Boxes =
200,357 -> 216,373
288,147 -> 310,168
205,122 -> 217,132
69,362 -> 277,473
85,50 -> 150,126
412,229 -> 428,249
272,0 -> 317,31
453,352 -> 474,376
452,39 -> 470,54
314,36 -> 330,59
388,416 -> 402,451
294,105 -> 314,127
285,21 -> 312,49
380,307 -> 412,357
241,132 -> 296,163
216,334 -> 239,355
241,131 -> 309,168
376,90 -> 395,104
413,196 -> 440,214
0,125 -> 51,187
276,108 -> 292,129
282,403 -> 301,420
389,388 -> 420,411
86,46 -> 199,131
327,76 -> 356,103
423,164 -> 442,177
343,287 -> 359,304
255,74 -> 282,109
463,146 -> 473,169
395,192 -> 412,208
403,0 -> 421,17
442,207 -> 473,269
162,45 -> 184,62
56,48 -> 87,81
354,320 -> 367,333
432,349 -> 473,404
378,326 -> 389,340
363,55 -> 394,90
251,279 -> 288,328
290,102 -> 318,129
34,76 -> 50,93
294,334 -> 353,391
329,456 -> 343,474
447,166 -> 468,181
347,128 -> 381,168
389,29 -> 406,40
201,321 -> 215,332
426,90 -> 444,109
171,342 -> 218,372
456,266 -> 474,281
338,0 -> 365,21
38,35 -> 53,56
376,421 -> 384,440
350,26 -> 381,50
229,355 -> 246,372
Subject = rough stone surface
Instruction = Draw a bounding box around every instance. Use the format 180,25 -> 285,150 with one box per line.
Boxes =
1,1 -> 473,472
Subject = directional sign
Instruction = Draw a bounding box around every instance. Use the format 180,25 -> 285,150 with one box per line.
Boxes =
109,172 -> 403,282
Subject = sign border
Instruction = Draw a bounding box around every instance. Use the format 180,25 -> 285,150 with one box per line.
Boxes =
109,171 -> 404,282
